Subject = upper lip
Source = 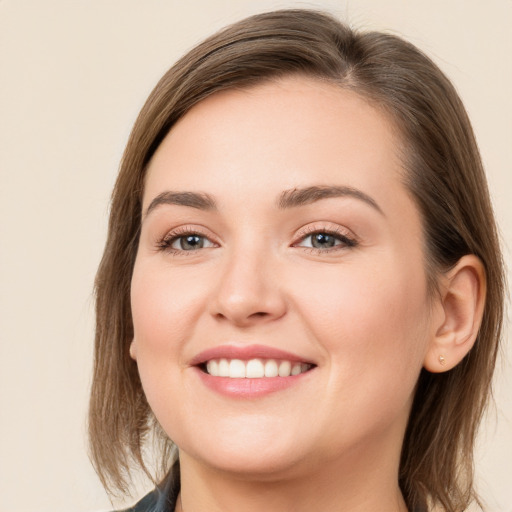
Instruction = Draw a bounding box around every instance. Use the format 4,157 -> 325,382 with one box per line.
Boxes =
189,344 -> 315,366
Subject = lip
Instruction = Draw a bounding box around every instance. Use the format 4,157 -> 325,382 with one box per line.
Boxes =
189,344 -> 315,366
189,344 -> 316,399
193,368 -> 313,398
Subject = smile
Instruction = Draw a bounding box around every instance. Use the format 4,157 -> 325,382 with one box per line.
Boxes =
191,344 -> 316,397
204,358 -> 313,378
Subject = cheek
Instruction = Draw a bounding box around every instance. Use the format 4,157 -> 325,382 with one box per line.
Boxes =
130,260 -> 207,358
130,260 -> 204,433
296,255 -> 430,388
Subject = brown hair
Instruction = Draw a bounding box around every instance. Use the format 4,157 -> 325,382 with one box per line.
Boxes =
89,9 -> 505,511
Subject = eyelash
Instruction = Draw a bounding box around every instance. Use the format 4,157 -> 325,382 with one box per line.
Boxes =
156,226 -> 217,256
292,225 -> 358,254
156,225 -> 358,256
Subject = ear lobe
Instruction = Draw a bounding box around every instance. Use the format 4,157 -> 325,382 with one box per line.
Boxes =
129,339 -> 138,361
424,255 -> 486,373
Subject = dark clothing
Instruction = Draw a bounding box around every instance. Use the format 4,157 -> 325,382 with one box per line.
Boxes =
118,466 -> 179,512
119,487 -> 177,512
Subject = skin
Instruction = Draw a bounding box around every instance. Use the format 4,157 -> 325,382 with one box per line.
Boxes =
129,76 -> 481,512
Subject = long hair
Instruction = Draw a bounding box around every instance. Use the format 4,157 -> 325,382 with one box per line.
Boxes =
89,10 -> 505,511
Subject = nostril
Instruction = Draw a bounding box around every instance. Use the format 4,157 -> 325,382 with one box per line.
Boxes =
210,286 -> 287,325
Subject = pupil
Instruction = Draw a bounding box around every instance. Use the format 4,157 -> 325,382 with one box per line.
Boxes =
181,235 -> 203,250
312,233 -> 335,248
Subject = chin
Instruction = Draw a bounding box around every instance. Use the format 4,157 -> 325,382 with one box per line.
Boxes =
176,423 -> 310,479
196,449 -> 305,481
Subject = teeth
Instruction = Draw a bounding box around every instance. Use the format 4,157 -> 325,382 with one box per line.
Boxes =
204,358 -> 312,378
229,359 -> 246,378
264,359 -> 279,377
206,360 -> 218,376
246,359 -> 264,378
278,360 -> 291,377
218,358 -> 229,377
291,363 -> 302,376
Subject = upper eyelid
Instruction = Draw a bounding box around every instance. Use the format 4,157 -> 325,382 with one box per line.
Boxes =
293,223 -> 357,240
161,225 -> 217,240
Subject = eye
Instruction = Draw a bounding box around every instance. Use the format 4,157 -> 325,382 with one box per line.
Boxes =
157,228 -> 217,254
295,228 -> 357,252
301,232 -> 340,249
171,234 -> 214,250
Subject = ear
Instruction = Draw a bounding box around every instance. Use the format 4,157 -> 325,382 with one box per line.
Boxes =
129,339 -> 138,361
424,255 -> 486,373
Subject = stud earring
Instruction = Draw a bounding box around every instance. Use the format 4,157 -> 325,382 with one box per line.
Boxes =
439,355 -> 446,366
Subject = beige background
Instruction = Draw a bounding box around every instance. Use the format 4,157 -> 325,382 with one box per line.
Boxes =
0,1 -> 510,511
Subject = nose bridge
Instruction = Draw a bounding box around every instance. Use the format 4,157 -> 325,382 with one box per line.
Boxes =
211,235 -> 286,325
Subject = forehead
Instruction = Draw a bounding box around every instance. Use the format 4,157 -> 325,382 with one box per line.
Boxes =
144,76 -> 405,208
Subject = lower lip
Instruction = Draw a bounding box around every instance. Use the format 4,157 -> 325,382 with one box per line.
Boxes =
193,367 -> 313,398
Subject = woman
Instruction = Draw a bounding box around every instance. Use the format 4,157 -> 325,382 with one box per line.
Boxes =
89,9 -> 505,512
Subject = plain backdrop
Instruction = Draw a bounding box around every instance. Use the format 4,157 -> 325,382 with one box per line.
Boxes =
0,1 -> 510,511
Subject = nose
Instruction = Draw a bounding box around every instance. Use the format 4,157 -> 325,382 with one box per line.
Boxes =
209,248 -> 287,327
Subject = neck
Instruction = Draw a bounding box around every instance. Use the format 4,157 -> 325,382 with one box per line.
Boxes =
176,438 -> 409,512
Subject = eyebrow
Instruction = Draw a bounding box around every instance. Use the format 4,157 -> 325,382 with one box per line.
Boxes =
144,184 -> 383,219
144,191 -> 217,218
277,185 -> 383,215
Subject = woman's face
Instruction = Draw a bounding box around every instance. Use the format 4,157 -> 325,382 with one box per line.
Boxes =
130,77 -> 439,478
